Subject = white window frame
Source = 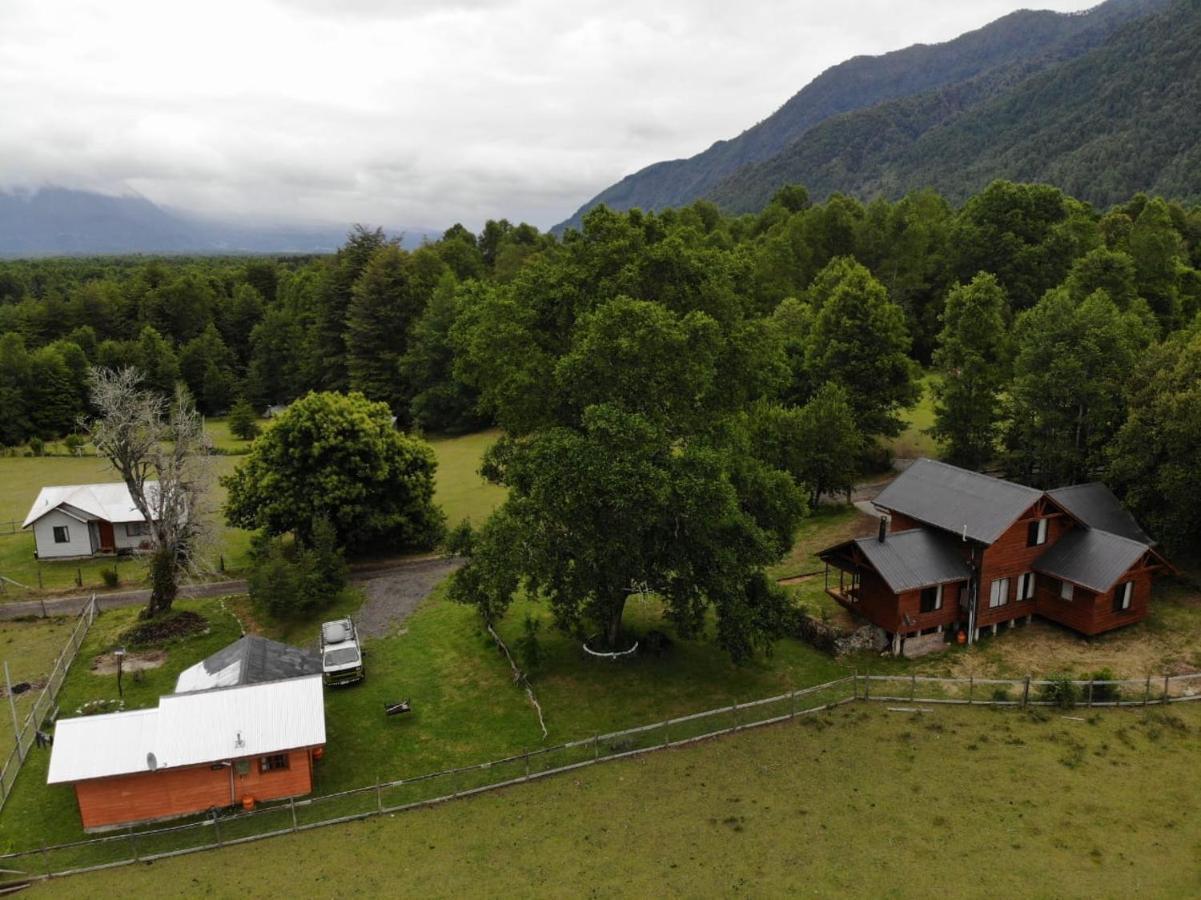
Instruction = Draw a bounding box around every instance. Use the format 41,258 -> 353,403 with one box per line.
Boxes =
989,577 -> 1009,608
52,525 -> 70,544
1115,582 -> 1133,611
1060,580 -> 1075,602
920,584 -> 943,613
1017,572 -> 1036,601
124,522 -> 150,537
1027,518 -> 1048,547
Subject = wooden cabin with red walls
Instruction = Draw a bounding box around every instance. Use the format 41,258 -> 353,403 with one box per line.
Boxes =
820,459 -> 1170,656
47,674 -> 326,831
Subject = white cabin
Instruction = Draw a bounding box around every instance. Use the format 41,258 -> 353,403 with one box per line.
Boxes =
22,482 -> 158,559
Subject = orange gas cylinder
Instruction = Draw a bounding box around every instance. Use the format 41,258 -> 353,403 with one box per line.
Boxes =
955,629 -> 967,646
312,746 -> 325,761
242,796 -> 256,811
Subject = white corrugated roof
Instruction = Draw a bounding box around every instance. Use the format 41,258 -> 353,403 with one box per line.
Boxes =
47,675 -> 325,784
47,708 -> 159,785
22,482 -> 157,529
174,657 -> 244,692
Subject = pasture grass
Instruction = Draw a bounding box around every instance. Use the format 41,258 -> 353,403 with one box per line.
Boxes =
887,371 -> 941,460
40,702 -> 1201,898
0,616 -> 79,748
427,428 -> 506,527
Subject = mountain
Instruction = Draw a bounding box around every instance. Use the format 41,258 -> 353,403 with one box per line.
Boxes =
555,0 -> 1170,230
707,0 -> 1200,212
0,187 -> 437,257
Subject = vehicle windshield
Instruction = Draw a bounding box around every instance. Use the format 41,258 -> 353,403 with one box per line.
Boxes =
324,647 -> 360,667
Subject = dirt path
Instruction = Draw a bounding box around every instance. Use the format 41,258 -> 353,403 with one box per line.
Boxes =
355,556 -> 464,640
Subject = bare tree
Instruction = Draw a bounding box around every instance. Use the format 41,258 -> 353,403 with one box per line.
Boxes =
86,368 -> 213,617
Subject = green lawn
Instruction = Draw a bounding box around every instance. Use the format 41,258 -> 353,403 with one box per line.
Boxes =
886,371 -> 941,460
427,428 -> 506,527
0,616 -> 79,749
40,702 -> 1201,898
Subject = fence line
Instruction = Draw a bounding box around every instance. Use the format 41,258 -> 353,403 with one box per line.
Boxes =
0,596 -> 97,813
2,667 -> 1199,884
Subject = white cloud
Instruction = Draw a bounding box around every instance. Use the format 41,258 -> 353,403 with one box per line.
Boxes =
0,0 -> 1097,231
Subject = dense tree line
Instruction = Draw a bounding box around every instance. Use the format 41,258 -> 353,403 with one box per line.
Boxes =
1,179 -> 1198,572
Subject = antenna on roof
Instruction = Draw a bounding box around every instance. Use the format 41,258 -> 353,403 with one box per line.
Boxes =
962,524 -> 967,542
147,752 -> 157,772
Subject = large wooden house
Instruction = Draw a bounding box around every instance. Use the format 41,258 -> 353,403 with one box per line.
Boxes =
819,459 -> 1170,656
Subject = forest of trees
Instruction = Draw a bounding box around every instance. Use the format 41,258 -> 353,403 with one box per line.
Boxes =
1,180 -> 1199,576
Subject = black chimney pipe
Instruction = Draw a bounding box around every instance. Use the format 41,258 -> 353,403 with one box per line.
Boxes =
878,515 -> 888,543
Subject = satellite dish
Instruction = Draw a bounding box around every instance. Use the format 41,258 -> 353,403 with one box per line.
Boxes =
147,752 -> 158,772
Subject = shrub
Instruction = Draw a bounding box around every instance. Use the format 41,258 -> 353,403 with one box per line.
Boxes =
28,436 -> 44,457
100,567 -> 119,588
248,517 -> 349,618
1086,668 -> 1122,703
63,433 -> 86,456
991,687 -> 1012,704
1039,674 -> 1081,710
227,397 -> 261,441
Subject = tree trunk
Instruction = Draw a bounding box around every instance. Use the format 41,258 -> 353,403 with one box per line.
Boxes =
605,594 -> 628,649
146,545 -> 178,618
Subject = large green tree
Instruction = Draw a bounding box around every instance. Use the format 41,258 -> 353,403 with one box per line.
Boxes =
223,391 -> 444,552
1108,324 -> 1201,559
1003,289 -> 1152,487
930,273 -> 1010,468
804,258 -> 918,437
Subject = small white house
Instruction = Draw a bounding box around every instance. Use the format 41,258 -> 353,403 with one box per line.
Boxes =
22,482 -> 158,559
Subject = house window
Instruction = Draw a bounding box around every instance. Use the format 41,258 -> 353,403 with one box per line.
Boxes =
52,525 -> 70,544
989,577 -> 1009,608
1016,572 -> 1036,602
1113,582 -> 1133,612
260,753 -> 290,773
124,522 -> 150,537
1026,519 -> 1048,547
920,585 -> 943,614
1060,580 -> 1074,602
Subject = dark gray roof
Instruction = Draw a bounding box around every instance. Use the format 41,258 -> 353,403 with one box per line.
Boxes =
1033,528 -> 1149,593
178,635 -> 320,692
873,458 -> 1043,545
1046,483 -> 1152,545
827,529 -> 972,593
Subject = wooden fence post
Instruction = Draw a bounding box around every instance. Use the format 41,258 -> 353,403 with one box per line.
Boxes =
1163,675 -> 1170,705
290,796 -> 298,831
910,673 -> 916,701
1022,677 -> 1030,707
732,702 -> 739,731
968,676 -> 974,705
213,816 -> 222,847
524,752 -> 531,780
1087,681 -> 1094,708
593,735 -> 599,760
1144,675 -> 1151,706
376,779 -> 383,812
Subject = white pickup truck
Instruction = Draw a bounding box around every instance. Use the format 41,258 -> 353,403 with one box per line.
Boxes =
320,618 -> 364,686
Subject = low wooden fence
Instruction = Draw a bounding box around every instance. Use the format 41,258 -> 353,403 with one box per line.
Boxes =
3,668 -> 1200,884
0,596 -> 97,812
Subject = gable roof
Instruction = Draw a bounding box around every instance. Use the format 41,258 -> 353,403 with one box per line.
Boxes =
47,675 -> 325,784
174,635 -> 321,693
1045,483 -> 1152,545
1033,527 -> 1153,594
873,459 -> 1043,545
22,482 -> 157,529
822,528 -> 972,593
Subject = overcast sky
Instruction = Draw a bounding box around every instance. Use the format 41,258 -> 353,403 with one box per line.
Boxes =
1,0 -> 1095,231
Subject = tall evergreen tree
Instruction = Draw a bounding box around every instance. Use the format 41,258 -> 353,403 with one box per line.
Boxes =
804,259 -> 918,437
930,273 -> 1010,468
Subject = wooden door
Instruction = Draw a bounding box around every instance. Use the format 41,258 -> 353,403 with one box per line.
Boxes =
98,520 -> 115,552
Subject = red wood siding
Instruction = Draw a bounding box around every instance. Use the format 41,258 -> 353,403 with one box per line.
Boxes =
1036,570 -> 1153,636
74,747 -> 316,831
887,512 -> 922,533
893,583 -> 964,636
977,504 -> 1070,628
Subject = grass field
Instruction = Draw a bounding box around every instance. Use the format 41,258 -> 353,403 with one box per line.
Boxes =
0,427 -> 501,601
38,701 -> 1201,898
886,371 -> 941,460
0,616 -> 78,749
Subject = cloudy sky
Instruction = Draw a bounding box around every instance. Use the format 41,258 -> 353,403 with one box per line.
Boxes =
2,0 -> 1095,231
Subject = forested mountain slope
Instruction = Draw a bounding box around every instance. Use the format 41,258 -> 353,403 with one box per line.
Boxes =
556,0 -> 1165,230
708,0 -> 1201,212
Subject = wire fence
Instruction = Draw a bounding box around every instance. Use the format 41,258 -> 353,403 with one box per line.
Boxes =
2,668 -> 1200,885
0,596 -> 97,813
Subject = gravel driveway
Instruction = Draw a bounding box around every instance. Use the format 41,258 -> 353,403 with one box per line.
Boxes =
354,556 -> 464,639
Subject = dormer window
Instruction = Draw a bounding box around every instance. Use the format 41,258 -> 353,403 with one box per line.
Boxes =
1026,519 -> 1048,547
